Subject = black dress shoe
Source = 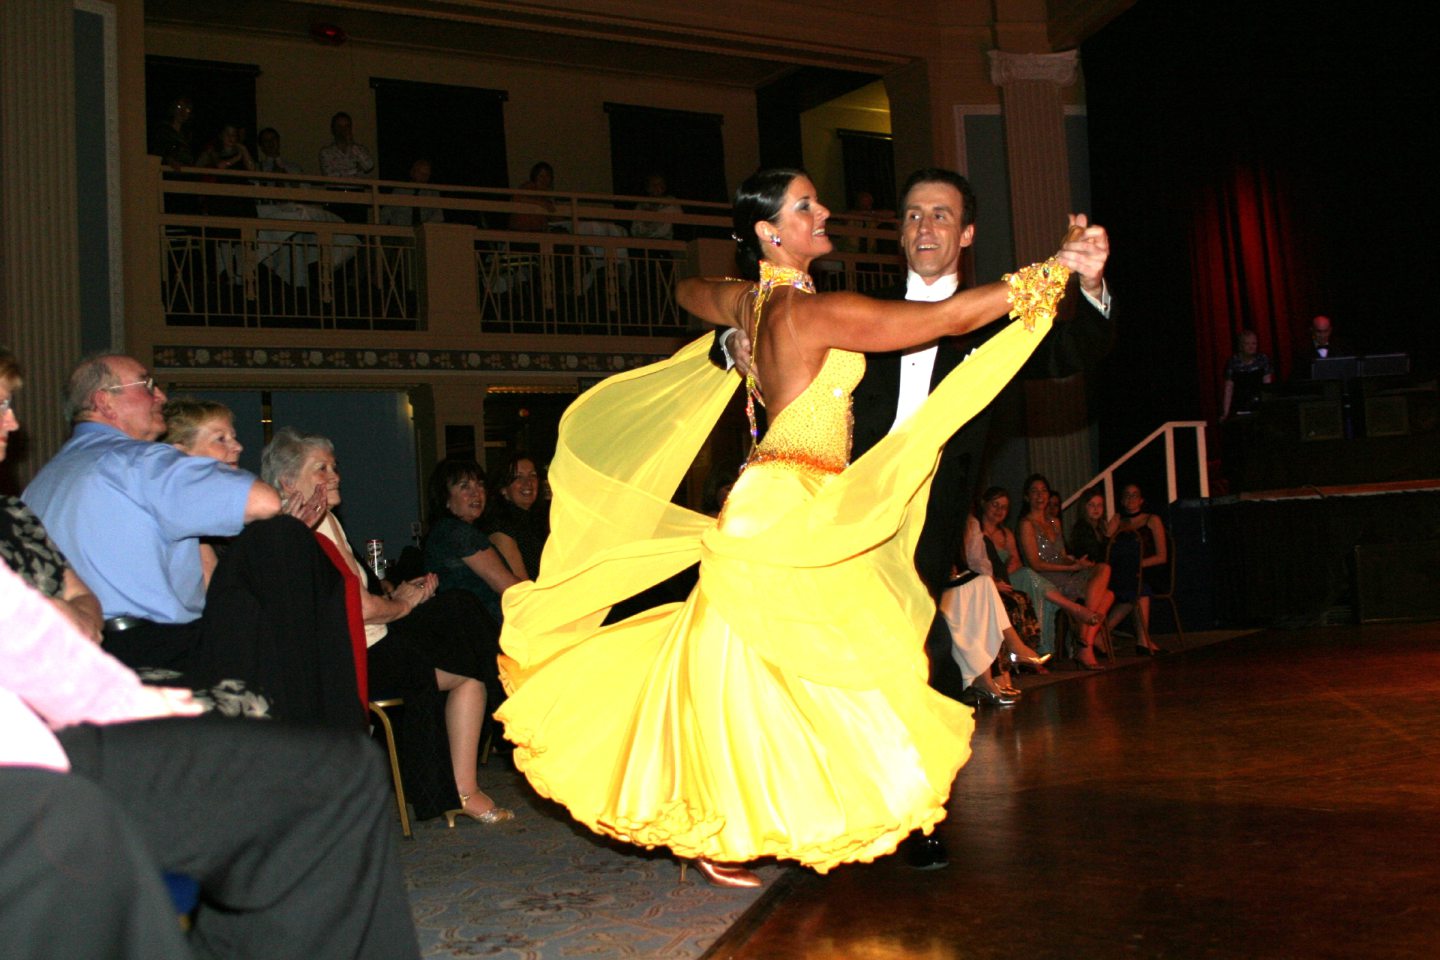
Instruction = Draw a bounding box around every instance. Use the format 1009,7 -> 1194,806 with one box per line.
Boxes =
898,831 -> 949,870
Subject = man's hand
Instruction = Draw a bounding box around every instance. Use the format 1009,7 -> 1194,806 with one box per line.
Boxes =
728,328 -> 755,379
1057,213 -> 1109,298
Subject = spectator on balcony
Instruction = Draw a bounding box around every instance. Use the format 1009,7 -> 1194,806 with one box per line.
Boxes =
196,123 -> 258,175
150,96 -> 195,172
509,160 -> 556,233
381,158 -> 444,228
630,173 -> 680,241
318,111 -> 375,180
257,126 -> 304,176
23,353 -> 361,728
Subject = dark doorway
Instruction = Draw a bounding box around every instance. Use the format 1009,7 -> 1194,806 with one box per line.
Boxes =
371,78 -> 509,229
482,390 -> 576,478
755,67 -> 881,170
606,103 -> 727,205
837,129 -> 895,212
145,55 -> 259,161
371,78 -> 508,187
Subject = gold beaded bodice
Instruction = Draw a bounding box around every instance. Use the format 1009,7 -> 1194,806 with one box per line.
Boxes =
745,262 -> 864,477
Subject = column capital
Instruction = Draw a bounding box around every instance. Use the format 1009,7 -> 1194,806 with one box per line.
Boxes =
988,49 -> 1079,87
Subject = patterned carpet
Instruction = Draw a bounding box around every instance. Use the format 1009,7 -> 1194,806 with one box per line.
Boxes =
398,762 -> 782,959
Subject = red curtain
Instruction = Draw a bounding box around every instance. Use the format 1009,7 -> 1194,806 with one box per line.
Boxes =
1187,162 -> 1319,420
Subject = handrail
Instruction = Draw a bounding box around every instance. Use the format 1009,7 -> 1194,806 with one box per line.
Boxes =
1061,421 -> 1209,515
157,164 -> 899,244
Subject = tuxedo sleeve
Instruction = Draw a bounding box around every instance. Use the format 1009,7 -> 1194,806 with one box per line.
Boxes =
1019,295 -> 1116,380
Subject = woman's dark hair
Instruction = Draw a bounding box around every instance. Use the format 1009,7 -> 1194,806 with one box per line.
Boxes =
529,161 -> 554,182
494,453 -> 537,488
426,458 -> 485,527
1021,473 -> 1052,511
974,485 -> 1010,520
731,167 -> 805,281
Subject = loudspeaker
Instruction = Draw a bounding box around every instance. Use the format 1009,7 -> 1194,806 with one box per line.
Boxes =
1299,400 -> 1343,441
1354,540 -> 1440,623
1364,396 -> 1409,437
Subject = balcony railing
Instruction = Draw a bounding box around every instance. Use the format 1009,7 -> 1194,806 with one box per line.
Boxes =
155,167 -> 903,334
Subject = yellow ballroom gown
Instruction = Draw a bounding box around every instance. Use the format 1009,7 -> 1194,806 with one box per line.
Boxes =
497,264 -> 1057,872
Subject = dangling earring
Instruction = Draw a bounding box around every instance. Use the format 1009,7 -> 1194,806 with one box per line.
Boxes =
769,233 -> 782,247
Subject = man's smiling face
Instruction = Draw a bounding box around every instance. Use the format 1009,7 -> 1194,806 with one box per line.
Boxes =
900,181 -> 974,283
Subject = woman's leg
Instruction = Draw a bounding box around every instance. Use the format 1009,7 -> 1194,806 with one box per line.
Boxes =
435,670 -> 500,816
1136,596 -> 1156,649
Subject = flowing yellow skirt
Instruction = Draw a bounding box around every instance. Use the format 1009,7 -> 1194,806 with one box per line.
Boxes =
497,312 -> 1052,873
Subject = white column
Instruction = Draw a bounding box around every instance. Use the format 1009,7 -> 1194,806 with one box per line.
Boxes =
1,0 -> 81,483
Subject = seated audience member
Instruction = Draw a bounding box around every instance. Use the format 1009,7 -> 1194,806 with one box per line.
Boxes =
262,429 -> 513,824
971,486 -> 1106,668
163,397 -> 244,469
1017,473 -> 1114,665
509,160 -> 556,232
381,158 -> 445,227
484,453 -> 549,581
23,354 -> 360,728
1220,329 -> 1273,420
257,126 -> 304,175
629,173 -> 681,241
318,111 -> 375,180
1071,486 -> 1157,654
1108,483 -> 1167,654
423,459 -> 522,625
195,122 -> 257,174
0,561 -> 421,960
0,349 -> 103,642
936,562 -> 1050,707
1069,485 -> 1110,564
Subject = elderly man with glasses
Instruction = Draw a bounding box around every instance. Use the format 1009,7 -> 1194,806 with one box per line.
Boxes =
23,353 -> 362,728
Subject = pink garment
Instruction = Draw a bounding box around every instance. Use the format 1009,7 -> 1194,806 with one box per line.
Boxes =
0,563 -> 165,770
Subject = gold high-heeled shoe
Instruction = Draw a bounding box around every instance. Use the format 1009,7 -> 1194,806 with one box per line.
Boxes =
679,859 -> 763,888
444,792 -> 515,828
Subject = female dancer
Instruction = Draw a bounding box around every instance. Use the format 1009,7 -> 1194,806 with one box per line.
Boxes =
495,168 -> 1088,882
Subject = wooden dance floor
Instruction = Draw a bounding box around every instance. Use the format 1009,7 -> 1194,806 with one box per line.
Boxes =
705,624 -> 1440,960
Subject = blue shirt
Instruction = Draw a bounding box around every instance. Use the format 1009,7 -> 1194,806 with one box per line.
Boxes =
23,422 -> 255,623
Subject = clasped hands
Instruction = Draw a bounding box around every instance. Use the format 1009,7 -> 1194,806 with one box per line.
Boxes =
1055,214 -> 1109,299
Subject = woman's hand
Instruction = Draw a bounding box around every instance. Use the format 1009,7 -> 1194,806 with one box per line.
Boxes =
392,574 -> 438,613
283,484 -> 328,529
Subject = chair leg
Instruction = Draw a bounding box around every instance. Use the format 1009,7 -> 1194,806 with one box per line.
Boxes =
368,700 -> 411,839
479,716 -> 494,768
1162,596 -> 1185,646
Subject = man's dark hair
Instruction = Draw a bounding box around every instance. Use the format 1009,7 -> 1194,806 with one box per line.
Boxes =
900,168 -> 978,228
258,127 -> 279,141
330,111 -> 351,132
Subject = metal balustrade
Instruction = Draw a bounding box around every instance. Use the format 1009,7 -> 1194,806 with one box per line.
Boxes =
1061,421 -> 1211,514
156,167 -> 902,334
160,218 -> 418,330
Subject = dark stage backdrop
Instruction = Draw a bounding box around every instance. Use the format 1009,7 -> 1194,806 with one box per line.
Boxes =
1082,1 -> 1436,463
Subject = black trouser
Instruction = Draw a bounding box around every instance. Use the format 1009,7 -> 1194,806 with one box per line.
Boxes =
0,767 -> 191,960
57,716 -> 420,960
